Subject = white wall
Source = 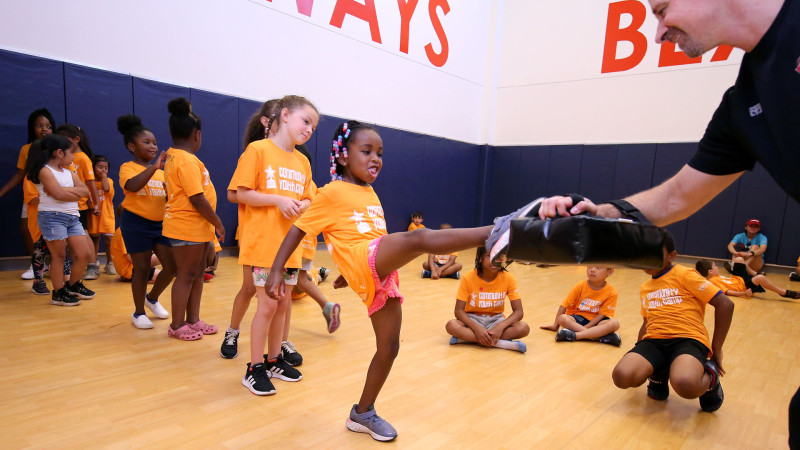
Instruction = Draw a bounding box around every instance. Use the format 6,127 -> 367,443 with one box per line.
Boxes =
492,1 -> 745,145
0,0 -> 494,143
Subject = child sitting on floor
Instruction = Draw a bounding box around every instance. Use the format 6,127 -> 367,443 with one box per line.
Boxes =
696,259 -> 799,299
539,266 -> 621,346
445,246 -> 529,353
422,223 -> 462,279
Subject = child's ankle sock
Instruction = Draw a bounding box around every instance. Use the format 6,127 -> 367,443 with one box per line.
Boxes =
227,325 -> 239,333
494,339 -> 518,351
133,312 -> 146,318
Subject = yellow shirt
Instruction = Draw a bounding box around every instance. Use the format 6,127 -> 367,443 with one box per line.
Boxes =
17,144 -> 30,171
640,265 -> 722,351
561,280 -> 618,320
163,148 -> 217,242
457,269 -> 521,316
23,179 -> 41,241
294,180 -> 386,307
119,161 -> 167,222
233,139 -> 313,268
708,275 -> 747,294
408,223 -> 425,231
88,179 -> 115,234
109,228 -> 133,280
70,151 -> 94,211
434,252 -> 457,265
227,153 -> 248,242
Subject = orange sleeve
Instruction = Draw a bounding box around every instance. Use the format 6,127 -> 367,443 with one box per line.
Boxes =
175,158 -> 204,197
294,190 -> 336,239
506,273 -> 521,301
231,146 -> 259,191
16,144 -> 30,171
455,275 -> 471,302
77,154 -> 95,181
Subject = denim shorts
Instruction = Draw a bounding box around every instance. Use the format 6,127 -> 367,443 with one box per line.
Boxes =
38,211 -> 85,241
168,238 -> 206,247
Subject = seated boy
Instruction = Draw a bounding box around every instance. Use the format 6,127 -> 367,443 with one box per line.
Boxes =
407,210 -> 425,231
445,246 -> 529,353
422,223 -> 463,279
611,231 -> 734,413
696,259 -> 799,299
539,266 -> 621,346
110,227 -> 160,283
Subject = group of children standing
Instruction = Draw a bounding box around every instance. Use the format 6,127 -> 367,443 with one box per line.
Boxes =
7,96 -> 794,443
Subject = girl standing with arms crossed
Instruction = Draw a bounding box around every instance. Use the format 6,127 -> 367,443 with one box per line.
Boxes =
163,98 -> 224,340
266,121 -> 522,441
26,135 -> 95,305
235,95 -> 316,394
117,114 -> 176,329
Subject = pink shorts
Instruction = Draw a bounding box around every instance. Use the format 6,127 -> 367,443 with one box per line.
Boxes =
366,235 -> 404,316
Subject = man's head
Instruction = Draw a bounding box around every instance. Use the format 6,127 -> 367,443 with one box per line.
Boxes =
745,218 -> 761,235
648,0 -> 720,58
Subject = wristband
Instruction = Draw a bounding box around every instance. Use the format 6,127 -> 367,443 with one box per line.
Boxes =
600,199 -> 651,225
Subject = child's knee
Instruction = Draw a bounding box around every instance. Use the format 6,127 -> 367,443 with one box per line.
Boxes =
516,322 -> 531,337
732,256 -> 745,263
556,314 -> 571,327
607,319 -> 621,331
612,365 -> 644,389
445,319 -> 460,335
377,338 -> 400,360
669,374 -> 702,399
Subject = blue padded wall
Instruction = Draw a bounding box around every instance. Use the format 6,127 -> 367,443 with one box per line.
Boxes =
547,145 -> 582,196
188,89 -> 239,246
0,50 -> 66,257
579,144 -> 617,203
237,99 -> 263,156
612,143 -> 656,199
650,143 -> 697,254
132,78 -> 190,157
777,198 -> 800,267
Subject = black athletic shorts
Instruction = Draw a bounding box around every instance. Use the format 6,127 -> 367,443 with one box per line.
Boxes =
732,262 -> 765,293
79,209 -> 89,229
628,338 -> 709,372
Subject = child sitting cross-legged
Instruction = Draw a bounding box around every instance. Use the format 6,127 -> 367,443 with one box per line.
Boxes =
445,246 -> 529,353
539,266 -> 622,346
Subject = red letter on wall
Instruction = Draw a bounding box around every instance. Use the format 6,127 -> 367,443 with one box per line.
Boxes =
424,0 -> 450,67
657,40 -> 701,67
265,0 -> 314,17
330,0 -> 382,44
601,0 -> 647,73
710,45 -> 734,62
398,0 -> 420,54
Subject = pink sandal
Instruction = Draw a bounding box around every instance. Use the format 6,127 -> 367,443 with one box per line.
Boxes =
167,324 -> 203,341
188,320 -> 218,335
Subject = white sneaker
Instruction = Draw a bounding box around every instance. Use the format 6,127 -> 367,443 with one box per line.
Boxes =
131,314 -> 154,329
21,265 -> 34,280
84,265 -> 100,280
145,297 -> 169,319
104,262 -> 117,275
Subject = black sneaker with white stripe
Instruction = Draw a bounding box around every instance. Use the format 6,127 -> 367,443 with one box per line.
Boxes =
281,340 -> 303,366
65,280 -> 95,299
265,354 -> 302,381
242,362 -> 275,396
220,329 -> 240,359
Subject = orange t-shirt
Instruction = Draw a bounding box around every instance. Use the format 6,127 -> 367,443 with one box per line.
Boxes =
23,179 -> 41,241
88,179 -> 115,234
233,139 -> 313,268
708,275 -> 747,294
17,144 -> 30,171
561,279 -> 618,320
456,269 -> 521,316
163,148 -> 217,242
408,223 -> 425,231
119,161 -> 167,221
294,180 -> 386,308
109,228 -> 133,280
639,265 -> 722,351
70,151 -> 94,211
227,153 -> 248,242
434,252 -> 457,265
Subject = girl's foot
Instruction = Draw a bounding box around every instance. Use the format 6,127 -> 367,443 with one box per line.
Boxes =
346,405 -> 398,442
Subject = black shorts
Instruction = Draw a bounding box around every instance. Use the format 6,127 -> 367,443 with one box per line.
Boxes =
120,209 -> 171,254
628,338 -> 709,372
571,314 -> 609,326
79,209 -> 89,229
732,262 -> 765,293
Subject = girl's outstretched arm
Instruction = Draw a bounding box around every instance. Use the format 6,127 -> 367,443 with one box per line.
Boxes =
266,225 -> 307,300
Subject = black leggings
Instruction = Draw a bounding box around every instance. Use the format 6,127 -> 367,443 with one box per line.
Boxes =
31,237 -> 72,280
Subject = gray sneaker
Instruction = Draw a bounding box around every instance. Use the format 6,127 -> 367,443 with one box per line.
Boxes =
486,198 -> 545,267
84,264 -> 100,280
346,405 -> 397,442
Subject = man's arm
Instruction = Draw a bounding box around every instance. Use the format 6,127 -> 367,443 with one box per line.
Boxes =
538,165 -> 743,226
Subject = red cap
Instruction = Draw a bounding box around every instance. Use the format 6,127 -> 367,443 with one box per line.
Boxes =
746,219 -> 761,227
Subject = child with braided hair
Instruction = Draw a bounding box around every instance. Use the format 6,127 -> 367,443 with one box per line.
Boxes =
265,120 -> 524,441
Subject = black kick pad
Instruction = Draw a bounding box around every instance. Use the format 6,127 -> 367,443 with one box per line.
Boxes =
506,215 -> 665,269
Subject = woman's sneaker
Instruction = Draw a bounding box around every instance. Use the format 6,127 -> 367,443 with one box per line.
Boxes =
242,362 -> 276,396
280,340 -> 303,366
220,328 -> 240,359
346,404 -> 398,441
699,360 -> 724,412
265,355 -> 302,381
50,287 -> 80,306
31,280 -> 50,296
485,198 -> 545,267
65,280 -> 95,299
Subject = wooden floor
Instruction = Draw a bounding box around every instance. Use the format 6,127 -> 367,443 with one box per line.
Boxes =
3,249 -> 798,449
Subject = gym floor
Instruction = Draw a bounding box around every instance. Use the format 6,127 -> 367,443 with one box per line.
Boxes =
2,249 -> 796,448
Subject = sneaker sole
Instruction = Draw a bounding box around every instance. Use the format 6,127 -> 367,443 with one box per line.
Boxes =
328,303 -> 341,333
31,288 -> 50,296
269,372 -> 302,382
220,350 -> 238,359
488,198 -> 544,266
242,377 -> 276,396
69,293 -> 95,300
346,419 -> 397,441
131,320 -> 155,329
50,299 -> 81,306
